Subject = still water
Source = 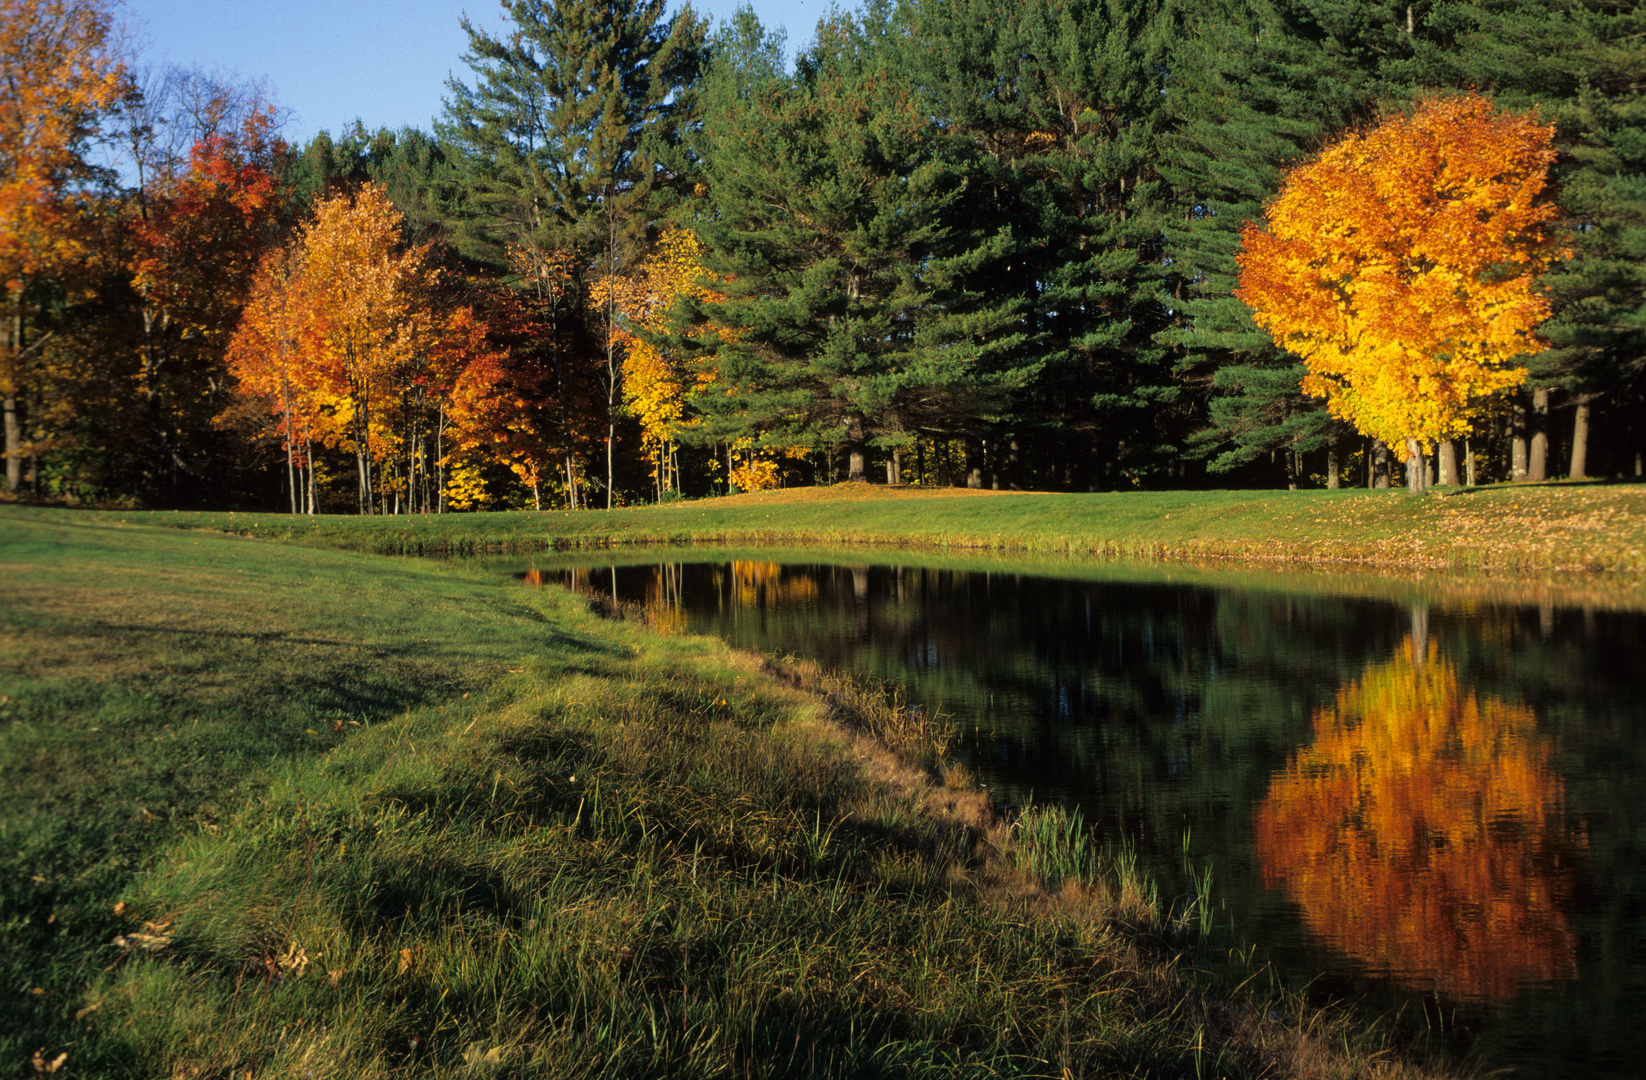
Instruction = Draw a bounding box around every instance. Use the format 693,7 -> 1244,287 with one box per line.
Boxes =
523,554 -> 1644,1079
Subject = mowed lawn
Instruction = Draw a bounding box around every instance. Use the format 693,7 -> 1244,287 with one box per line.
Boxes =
64,480 -> 1646,573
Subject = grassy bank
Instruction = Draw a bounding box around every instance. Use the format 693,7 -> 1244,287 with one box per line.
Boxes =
0,512 -> 1447,1078
40,480 -> 1646,574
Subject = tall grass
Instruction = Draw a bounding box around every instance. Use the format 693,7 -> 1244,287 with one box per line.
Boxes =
2,512 -> 1456,1078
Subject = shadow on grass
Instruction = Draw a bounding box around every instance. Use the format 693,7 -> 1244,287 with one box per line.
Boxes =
0,534 -> 626,1069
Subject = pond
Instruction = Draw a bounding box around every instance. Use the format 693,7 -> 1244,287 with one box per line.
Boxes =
516,551 -> 1645,1079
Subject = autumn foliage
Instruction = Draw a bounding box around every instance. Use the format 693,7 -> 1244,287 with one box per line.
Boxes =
1253,635 -> 1582,1001
1,0 -> 130,489
228,184 -> 511,513
597,227 -> 721,498
0,0 -> 128,292
1236,94 -> 1567,461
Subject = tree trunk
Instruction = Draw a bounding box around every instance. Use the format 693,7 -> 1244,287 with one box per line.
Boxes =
1465,438 -> 1476,487
2,392 -> 19,492
1009,436 -> 1022,490
1438,439 -> 1459,486
1372,439 -> 1391,489
1570,396 -> 1591,480
886,446 -> 902,485
1405,438 -> 1428,494
846,414 -> 867,482
1511,392 -> 1529,481
966,439 -> 983,488
1327,443 -> 1340,489
5,305 -> 25,492
1528,386 -> 1550,481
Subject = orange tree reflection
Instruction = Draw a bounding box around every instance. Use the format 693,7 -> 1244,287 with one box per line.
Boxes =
1253,634 -> 1582,1001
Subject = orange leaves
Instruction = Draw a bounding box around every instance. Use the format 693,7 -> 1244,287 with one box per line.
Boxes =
1254,635 -> 1582,1001
1236,93 -> 1567,450
0,0 -> 130,293
128,107 -> 287,341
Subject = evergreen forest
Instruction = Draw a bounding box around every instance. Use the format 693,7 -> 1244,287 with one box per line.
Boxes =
5,0 -> 1643,512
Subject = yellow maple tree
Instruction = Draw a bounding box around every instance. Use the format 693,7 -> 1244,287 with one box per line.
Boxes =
296,184 -> 428,512
1236,94 -> 1567,490
596,228 -> 722,499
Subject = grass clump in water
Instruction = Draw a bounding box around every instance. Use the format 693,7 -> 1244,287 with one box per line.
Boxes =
2,511 -> 1456,1079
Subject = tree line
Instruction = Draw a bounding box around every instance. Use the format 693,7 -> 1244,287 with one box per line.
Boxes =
3,0 -> 1641,511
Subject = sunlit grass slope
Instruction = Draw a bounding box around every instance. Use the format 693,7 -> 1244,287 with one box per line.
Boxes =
0,512 -> 1449,1078
84,480 -> 1646,572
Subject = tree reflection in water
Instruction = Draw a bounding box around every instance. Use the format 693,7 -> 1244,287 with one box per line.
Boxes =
1253,632 -> 1583,1001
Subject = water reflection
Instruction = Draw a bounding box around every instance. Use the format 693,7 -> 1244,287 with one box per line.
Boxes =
518,553 -> 1645,1078
1253,630 -> 1584,1001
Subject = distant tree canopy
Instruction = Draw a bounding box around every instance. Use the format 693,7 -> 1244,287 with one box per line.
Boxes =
7,0 -> 1644,510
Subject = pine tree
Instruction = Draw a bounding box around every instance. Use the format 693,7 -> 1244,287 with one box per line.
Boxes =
1154,0 -> 1429,485
286,126 -> 455,243
439,0 -> 707,505
899,0 -> 1176,488
681,6 -> 1029,483
1414,0 -> 1645,479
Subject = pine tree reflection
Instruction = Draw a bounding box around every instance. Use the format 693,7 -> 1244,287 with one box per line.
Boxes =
1253,634 -> 1582,1002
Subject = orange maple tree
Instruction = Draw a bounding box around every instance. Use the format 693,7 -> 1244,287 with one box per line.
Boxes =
226,243 -> 323,512
128,107 -> 287,492
0,0 -> 130,490
1253,635 -> 1582,1001
230,185 -> 524,513
1236,94 -> 1567,490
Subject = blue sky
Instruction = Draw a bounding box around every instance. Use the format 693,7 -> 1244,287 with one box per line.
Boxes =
124,0 -> 822,147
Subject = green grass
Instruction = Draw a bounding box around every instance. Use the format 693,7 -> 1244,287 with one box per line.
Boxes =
0,510 -> 1450,1078
24,479 -> 1646,574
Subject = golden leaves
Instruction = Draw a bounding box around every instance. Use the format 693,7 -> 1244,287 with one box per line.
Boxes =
1253,636 -> 1582,1000
0,0 -> 130,292
396,942 -> 426,975
1237,93 -> 1568,449
595,227 -> 728,492
112,919 -> 174,953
